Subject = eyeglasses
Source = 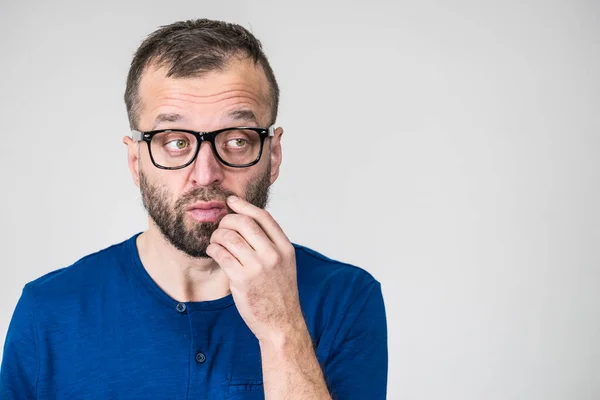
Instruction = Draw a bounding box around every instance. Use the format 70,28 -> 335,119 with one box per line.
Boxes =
131,125 -> 275,169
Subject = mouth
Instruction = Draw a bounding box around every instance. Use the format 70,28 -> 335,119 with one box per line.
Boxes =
186,201 -> 228,223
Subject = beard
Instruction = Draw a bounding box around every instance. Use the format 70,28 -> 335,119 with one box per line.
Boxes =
139,163 -> 271,259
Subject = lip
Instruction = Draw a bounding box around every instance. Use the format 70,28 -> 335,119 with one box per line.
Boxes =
187,201 -> 226,211
187,202 -> 228,223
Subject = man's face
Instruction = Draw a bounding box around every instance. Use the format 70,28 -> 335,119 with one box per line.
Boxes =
129,58 -> 282,258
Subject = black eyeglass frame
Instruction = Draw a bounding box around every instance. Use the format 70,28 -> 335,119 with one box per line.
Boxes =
131,125 -> 275,170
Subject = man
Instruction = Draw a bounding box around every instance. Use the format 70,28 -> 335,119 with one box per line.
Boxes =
1,19 -> 387,399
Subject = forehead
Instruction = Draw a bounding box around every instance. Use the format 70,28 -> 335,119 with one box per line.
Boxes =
137,57 -> 271,129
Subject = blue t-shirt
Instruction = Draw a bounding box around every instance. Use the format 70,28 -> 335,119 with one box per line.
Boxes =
1,233 -> 387,399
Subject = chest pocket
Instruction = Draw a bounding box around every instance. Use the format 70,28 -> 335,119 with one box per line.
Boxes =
225,377 -> 264,399
225,347 -> 264,398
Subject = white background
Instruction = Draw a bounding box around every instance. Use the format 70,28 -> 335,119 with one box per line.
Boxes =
1,0 -> 599,399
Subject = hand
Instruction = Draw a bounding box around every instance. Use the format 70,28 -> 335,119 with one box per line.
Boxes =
206,195 -> 305,344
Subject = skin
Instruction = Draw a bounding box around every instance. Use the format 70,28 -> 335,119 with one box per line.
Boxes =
122,57 -> 331,399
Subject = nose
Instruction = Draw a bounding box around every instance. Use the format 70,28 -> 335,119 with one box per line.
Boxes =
189,141 -> 225,187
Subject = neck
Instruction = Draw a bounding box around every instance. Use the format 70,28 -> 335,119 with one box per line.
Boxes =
135,220 -> 231,302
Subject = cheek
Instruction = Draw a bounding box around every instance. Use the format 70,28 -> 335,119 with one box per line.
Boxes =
242,163 -> 271,196
218,164 -> 257,190
161,172 -> 191,200
140,166 -> 184,201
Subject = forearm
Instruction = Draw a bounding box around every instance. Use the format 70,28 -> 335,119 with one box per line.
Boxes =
260,320 -> 331,400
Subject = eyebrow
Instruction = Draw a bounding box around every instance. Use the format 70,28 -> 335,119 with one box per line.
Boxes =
150,109 -> 260,131
152,113 -> 184,130
226,109 -> 259,126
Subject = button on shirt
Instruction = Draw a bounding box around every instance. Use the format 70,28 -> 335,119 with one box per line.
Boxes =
176,302 -> 186,313
0,233 -> 387,399
195,352 -> 206,363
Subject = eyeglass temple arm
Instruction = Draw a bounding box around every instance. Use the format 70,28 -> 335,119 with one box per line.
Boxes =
131,130 -> 143,141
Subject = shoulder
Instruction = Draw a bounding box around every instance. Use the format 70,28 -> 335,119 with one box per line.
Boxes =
293,243 -> 380,297
23,235 -> 137,303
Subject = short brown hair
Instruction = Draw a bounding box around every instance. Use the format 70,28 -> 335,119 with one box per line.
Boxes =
124,19 -> 279,129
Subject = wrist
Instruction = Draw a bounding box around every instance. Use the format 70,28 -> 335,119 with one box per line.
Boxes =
258,316 -> 311,354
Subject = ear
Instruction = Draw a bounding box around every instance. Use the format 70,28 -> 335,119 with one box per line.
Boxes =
123,135 -> 141,187
268,127 -> 283,185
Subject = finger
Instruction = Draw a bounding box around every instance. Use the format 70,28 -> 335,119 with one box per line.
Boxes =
226,196 -> 290,247
210,228 -> 260,268
217,213 -> 274,253
206,242 -> 243,277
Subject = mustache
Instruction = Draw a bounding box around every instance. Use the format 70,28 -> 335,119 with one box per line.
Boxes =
174,185 -> 238,211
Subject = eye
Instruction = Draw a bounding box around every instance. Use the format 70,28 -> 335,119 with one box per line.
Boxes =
227,138 -> 248,148
165,139 -> 189,150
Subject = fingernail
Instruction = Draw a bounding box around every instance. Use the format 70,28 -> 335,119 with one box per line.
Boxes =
227,195 -> 239,203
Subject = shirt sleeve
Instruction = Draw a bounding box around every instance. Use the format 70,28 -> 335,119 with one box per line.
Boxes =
1,286 -> 39,399
322,280 -> 388,399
